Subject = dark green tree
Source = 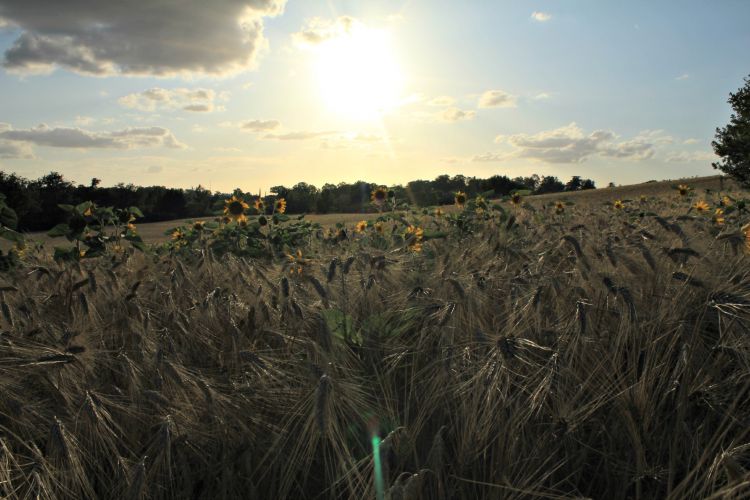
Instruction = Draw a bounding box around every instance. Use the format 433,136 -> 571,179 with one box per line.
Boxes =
712,74 -> 750,186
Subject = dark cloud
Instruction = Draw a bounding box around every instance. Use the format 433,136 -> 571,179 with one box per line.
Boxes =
0,0 -> 286,76
0,124 -> 185,149
0,140 -> 34,159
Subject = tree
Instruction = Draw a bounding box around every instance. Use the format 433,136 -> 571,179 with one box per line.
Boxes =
581,179 -> 596,190
565,176 -> 582,191
712,74 -> 750,186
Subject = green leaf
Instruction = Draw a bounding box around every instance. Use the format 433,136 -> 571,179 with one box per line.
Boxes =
129,206 -> 144,217
47,223 -> 70,238
321,309 -> 360,345
76,201 -> 93,213
0,226 -> 24,244
58,204 -> 75,213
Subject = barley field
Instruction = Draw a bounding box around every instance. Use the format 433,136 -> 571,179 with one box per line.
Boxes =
1,180 -> 749,499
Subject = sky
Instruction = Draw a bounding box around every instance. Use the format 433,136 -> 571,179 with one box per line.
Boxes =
0,0 -> 748,193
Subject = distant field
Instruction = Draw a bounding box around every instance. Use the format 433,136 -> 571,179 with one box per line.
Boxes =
16,174 -> 741,247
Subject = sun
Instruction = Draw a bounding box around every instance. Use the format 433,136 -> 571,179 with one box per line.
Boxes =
314,24 -> 404,121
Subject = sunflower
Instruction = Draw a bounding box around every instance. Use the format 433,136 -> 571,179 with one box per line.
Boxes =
454,191 -> 467,208
639,195 -> 647,203
714,208 -> 725,226
193,220 -> 206,232
373,222 -> 384,234
510,193 -> 522,206
286,249 -> 305,275
254,198 -> 265,213
336,228 -> 347,241
405,225 -> 424,252
677,184 -> 690,196
743,223 -> 750,254
721,195 -> 732,207
475,195 -> 487,210
613,200 -> 624,210
83,206 -> 94,217
434,207 -> 444,218
224,195 -> 249,222
693,200 -> 710,212
555,201 -> 565,214
355,220 -> 368,233
171,228 -> 186,242
274,198 -> 287,214
371,186 -> 388,206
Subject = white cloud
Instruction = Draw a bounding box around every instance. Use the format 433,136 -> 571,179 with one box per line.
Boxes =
263,130 -> 337,141
292,16 -> 356,46
474,122 -> 661,164
146,165 -> 163,174
531,11 -> 552,22
0,0 -> 286,77
676,74 -> 690,81
664,151 -> 716,163
533,92 -> 551,100
438,107 -> 476,122
119,87 -> 221,113
240,119 -> 281,132
0,123 -> 185,150
478,89 -> 517,109
427,96 -> 455,107
683,138 -> 700,145
74,115 -> 95,126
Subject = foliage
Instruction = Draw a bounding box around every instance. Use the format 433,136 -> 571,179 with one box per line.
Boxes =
0,185 -> 748,498
0,170 -> 594,231
47,202 -> 145,261
713,74 -> 750,186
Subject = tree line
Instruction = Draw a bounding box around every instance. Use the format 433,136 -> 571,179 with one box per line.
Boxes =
0,170 -> 595,232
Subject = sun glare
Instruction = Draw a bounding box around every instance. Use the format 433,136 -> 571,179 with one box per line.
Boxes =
314,25 -> 404,121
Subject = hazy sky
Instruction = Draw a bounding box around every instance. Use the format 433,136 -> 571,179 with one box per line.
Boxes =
0,0 -> 748,192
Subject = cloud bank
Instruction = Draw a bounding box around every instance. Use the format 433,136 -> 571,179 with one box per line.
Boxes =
119,88 -> 223,112
0,124 -> 185,150
475,123 -> 660,163
0,0 -> 286,76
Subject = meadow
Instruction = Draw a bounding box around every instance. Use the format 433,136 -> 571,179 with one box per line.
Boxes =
0,177 -> 749,499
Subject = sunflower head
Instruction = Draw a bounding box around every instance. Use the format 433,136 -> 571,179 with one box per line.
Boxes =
510,193 -> 522,206
355,220 -> 368,233
336,228 -> 347,241
613,200 -> 624,210
639,195 -> 647,203
454,191 -> 467,207
193,220 -> 206,231
172,228 -> 186,241
274,198 -> 287,214
555,201 -> 565,214
405,225 -> 424,252
434,207 -> 444,218
373,222 -> 384,234
693,200 -> 710,212
721,195 -> 732,207
224,195 -> 249,220
677,184 -> 690,196
714,208 -> 725,226
258,215 -> 268,226
371,186 -> 388,206
743,223 -> 750,254
475,195 -> 487,210
254,198 -> 265,213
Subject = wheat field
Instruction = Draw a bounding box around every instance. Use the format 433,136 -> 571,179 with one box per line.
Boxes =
0,182 -> 749,499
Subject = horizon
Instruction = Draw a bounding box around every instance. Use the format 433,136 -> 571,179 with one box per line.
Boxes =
0,1 -> 748,192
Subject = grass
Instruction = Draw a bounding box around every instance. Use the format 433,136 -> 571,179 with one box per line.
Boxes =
0,175 -> 749,499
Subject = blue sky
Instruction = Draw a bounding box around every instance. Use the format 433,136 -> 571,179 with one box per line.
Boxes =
0,0 -> 748,192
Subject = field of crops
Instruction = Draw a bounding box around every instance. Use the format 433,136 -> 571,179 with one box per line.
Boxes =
1,179 -> 749,499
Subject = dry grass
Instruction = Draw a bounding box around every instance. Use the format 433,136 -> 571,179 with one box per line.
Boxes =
0,177 -> 749,499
